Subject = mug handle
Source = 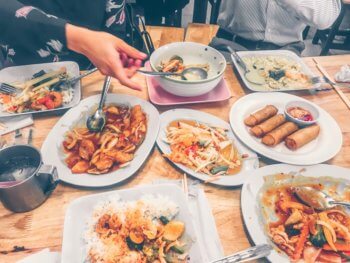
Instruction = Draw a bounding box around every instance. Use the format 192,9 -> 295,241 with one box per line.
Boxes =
38,165 -> 59,195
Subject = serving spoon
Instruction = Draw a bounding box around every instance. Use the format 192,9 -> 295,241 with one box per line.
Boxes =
293,186 -> 350,210
226,46 -> 266,85
86,76 -> 111,132
137,67 -> 208,81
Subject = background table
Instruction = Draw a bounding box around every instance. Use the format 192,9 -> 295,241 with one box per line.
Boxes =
1,24 -> 349,262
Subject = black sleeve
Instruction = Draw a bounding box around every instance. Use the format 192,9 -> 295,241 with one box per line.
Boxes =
0,0 -> 68,57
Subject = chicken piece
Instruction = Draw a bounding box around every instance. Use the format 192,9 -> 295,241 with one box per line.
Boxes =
285,209 -> 303,225
94,155 -> 114,171
71,160 -> 90,173
79,139 -> 95,160
106,150 -> 134,164
130,105 -> 146,129
65,154 -> 81,168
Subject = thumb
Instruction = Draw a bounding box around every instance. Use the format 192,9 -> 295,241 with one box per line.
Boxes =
117,40 -> 147,60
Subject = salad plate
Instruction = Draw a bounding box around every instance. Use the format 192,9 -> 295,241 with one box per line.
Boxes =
0,61 -> 81,117
41,94 -> 160,187
156,109 -> 259,186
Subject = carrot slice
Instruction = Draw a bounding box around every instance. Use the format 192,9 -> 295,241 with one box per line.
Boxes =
323,243 -> 350,252
293,220 -> 310,261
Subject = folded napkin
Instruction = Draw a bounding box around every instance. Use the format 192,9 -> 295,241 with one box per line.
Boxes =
335,64 -> 350,82
153,179 -> 224,262
0,115 -> 33,136
17,249 -> 60,263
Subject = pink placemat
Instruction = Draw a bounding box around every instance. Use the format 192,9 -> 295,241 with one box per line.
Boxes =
145,62 -> 231,106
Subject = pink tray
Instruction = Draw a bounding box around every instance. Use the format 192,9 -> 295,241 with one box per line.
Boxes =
145,62 -> 231,106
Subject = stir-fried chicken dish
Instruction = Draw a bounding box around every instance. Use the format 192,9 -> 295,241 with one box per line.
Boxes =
62,104 -> 147,174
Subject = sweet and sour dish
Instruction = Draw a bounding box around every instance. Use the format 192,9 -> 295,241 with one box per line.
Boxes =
62,104 -> 147,175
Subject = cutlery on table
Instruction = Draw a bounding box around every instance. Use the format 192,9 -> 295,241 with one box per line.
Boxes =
59,67 -> 98,87
86,76 -> 111,132
311,76 -> 350,88
137,67 -> 208,80
27,129 -> 33,145
14,128 -> 23,145
211,244 -> 272,263
226,46 -> 266,85
293,186 -> 350,210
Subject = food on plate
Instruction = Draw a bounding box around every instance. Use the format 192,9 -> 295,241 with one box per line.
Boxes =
262,122 -> 298,146
0,67 -> 74,113
259,173 -> 350,262
85,194 -> 191,263
157,55 -> 209,81
244,105 -> 278,127
163,120 -> 242,176
250,114 -> 286,138
287,106 -> 314,122
244,104 -> 321,150
62,104 -> 147,174
242,56 -> 312,90
285,125 -> 321,150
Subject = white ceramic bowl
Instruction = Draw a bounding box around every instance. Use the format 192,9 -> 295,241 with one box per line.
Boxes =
149,42 -> 226,97
284,100 -> 319,126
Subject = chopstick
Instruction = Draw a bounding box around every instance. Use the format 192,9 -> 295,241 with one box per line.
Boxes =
313,59 -> 350,110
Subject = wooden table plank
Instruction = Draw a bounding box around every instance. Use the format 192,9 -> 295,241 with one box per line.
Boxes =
1,24 -> 350,262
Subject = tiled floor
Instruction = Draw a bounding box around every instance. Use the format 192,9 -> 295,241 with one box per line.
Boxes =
181,0 -> 350,57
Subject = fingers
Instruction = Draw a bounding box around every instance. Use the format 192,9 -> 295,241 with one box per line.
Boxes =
109,56 -> 142,91
117,40 -> 148,60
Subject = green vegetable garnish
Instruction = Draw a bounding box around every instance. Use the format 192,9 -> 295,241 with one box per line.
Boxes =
210,165 -> 229,175
309,226 -> 327,247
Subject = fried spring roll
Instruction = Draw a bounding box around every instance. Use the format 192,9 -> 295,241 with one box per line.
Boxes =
244,105 -> 278,127
262,122 -> 298,146
250,114 -> 286,138
285,125 -> 320,150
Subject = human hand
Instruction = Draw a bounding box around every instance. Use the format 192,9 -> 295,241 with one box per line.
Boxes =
66,24 -> 147,90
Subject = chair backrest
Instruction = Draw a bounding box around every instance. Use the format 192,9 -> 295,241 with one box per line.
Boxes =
193,0 -> 222,24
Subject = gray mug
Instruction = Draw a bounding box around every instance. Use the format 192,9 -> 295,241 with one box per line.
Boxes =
0,145 -> 59,212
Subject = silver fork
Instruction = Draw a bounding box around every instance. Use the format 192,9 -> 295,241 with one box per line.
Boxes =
311,76 -> 350,88
211,244 -> 272,263
0,82 -> 21,94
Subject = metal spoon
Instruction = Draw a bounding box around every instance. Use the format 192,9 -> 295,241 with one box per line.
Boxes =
137,67 -> 208,80
86,76 -> 111,132
226,46 -> 266,85
293,186 -> 350,210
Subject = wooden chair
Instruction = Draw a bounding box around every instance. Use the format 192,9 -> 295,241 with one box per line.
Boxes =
193,0 -> 222,24
312,2 -> 350,55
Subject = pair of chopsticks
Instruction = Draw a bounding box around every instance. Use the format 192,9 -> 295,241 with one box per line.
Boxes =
182,173 -> 189,200
313,58 -> 350,110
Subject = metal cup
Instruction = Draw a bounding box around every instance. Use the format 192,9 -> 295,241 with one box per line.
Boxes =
0,145 -> 59,212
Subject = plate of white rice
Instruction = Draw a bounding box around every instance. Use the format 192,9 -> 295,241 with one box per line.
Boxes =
61,184 -> 203,263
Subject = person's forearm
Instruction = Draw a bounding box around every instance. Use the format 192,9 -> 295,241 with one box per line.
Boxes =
276,0 -> 341,29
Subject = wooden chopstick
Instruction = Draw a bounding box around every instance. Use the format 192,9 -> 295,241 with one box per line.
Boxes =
313,59 -> 350,110
182,173 -> 189,200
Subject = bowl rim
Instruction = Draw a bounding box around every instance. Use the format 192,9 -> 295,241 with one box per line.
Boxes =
149,42 -> 227,84
284,100 -> 319,125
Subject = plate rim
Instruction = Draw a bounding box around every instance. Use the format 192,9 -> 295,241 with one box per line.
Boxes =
41,93 -> 160,187
229,92 -> 343,165
156,108 -> 259,186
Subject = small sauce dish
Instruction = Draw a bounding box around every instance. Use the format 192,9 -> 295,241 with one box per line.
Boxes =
285,100 -> 319,126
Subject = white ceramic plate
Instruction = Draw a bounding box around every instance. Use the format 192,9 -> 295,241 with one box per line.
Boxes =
41,94 -> 160,187
231,50 -> 317,92
0,61 -> 81,117
229,92 -> 342,165
156,109 -> 259,186
241,163 -> 350,262
61,184 -> 204,263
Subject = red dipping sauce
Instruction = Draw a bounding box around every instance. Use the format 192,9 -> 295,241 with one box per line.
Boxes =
287,107 -> 313,122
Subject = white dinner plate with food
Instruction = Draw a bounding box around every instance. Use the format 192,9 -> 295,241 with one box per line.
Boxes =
0,61 -> 81,117
61,184 -> 204,262
241,163 -> 350,262
229,92 -> 342,165
231,50 -> 317,92
41,94 -> 159,187
156,109 -> 259,186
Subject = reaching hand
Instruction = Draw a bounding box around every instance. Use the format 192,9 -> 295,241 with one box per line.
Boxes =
66,24 -> 147,90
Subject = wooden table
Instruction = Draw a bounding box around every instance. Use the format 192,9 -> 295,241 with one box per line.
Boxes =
1,24 -> 350,262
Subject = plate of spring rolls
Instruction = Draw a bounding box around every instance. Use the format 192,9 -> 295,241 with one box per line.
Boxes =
229,92 -> 342,165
